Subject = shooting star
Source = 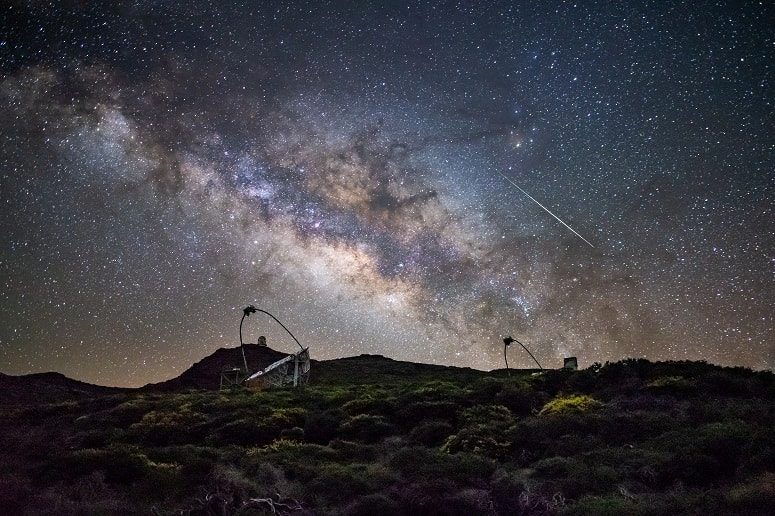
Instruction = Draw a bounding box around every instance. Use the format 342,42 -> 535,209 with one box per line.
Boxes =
497,170 -> 596,248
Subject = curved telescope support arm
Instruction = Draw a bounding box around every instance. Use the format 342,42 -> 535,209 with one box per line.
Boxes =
242,305 -> 304,352
503,336 -> 543,370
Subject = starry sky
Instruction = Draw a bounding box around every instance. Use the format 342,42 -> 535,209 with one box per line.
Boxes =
1,1 -> 773,387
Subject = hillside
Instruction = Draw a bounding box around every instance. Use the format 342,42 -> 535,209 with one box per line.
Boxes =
312,353 -> 521,385
143,344 -> 291,391
142,344 -> 511,391
0,356 -> 773,514
0,371 -> 124,407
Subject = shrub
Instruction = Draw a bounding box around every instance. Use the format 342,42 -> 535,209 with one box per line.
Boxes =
321,442 -> 377,469
443,405 -> 515,458
468,377 -> 505,404
531,455 -> 621,498
394,479 -> 459,513
581,446 -> 672,486
269,407 -> 307,427
533,369 -> 574,395
650,420 -> 754,486
64,446 -> 156,485
725,472 -> 775,512
340,414 -> 395,443
565,368 -> 602,393
495,383 -> 548,415
408,420 -> 454,446
307,463 -> 395,503
546,433 -> 603,457
395,401 -> 460,427
279,426 -> 305,441
209,418 -> 280,446
389,446 -> 495,484
209,464 -> 256,506
532,455 -> 575,477
490,469 -> 529,509
697,371 -> 752,397
344,493 -> 400,516
646,376 -> 696,396
562,495 -> 637,515
304,410 -> 341,444
539,395 -> 602,415
128,408 -> 207,445
443,488 -> 492,515
146,445 -> 221,479
461,404 -> 515,427
341,397 -> 398,417
0,474 -> 32,514
100,397 -> 154,428
410,381 -> 468,402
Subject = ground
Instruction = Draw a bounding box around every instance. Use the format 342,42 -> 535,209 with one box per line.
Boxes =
1,357 -> 773,515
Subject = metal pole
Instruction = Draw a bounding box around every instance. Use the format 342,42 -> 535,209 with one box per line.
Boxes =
239,312 -> 249,373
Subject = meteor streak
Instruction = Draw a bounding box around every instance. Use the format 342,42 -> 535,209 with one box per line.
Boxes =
497,170 -> 596,248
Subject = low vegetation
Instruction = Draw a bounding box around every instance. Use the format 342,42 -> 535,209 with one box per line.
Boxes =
0,358 -> 773,514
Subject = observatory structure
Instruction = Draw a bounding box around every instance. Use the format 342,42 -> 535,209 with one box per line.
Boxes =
245,348 -> 310,389
220,305 -> 310,390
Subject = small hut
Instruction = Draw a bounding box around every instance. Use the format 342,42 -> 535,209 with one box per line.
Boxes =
563,357 -> 578,370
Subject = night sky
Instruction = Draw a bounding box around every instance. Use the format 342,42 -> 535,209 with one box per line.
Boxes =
1,1 -> 772,387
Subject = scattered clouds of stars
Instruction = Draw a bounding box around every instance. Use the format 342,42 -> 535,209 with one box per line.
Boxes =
1,2 -> 772,386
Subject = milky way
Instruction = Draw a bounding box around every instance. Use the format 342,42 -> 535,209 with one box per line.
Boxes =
1,2 -> 772,386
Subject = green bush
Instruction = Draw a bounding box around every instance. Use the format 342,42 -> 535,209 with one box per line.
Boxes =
539,394 -> 602,415
64,446 -> 157,485
395,401 -> 460,426
269,407 -> 307,427
562,495 -> 638,515
99,396 -> 154,428
341,397 -> 398,417
128,408 -> 207,445
410,381 -> 468,402
494,383 -> 548,415
209,464 -> 256,505
146,445 -> 222,479
307,463 -> 395,503
280,426 -> 305,441
726,472 -> 775,512
443,405 -> 515,458
340,414 -> 395,442
408,420 -> 454,446
389,446 -> 495,484
651,420 -> 753,485
209,418 -> 280,446
344,493 -> 400,516
443,488 -> 493,515
647,375 -> 696,395
490,469 -> 529,509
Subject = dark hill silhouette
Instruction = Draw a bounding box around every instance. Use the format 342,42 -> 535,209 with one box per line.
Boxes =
144,345 -> 502,391
0,371 -> 125,406
312,353 -> 503,385
0,346 -> 529,402
143,344 -> 289,391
